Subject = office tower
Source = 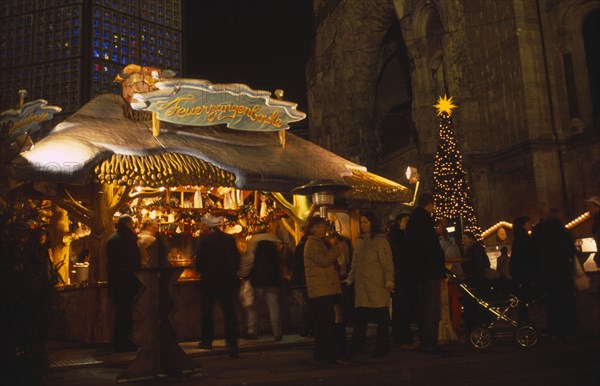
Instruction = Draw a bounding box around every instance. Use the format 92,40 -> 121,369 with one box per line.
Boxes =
0,0 -> 182,115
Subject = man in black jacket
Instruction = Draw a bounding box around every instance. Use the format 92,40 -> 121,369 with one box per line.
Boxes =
406,193 -> 446,355
195,215 -> 241,358
106,215 -> 141,352
388,213 -> 416,348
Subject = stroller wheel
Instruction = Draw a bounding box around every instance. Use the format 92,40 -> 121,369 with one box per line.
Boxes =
469,327 -> 492,349
515,325 -> 538,348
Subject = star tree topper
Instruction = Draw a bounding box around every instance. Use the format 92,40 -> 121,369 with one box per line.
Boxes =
433,95 -> 457,116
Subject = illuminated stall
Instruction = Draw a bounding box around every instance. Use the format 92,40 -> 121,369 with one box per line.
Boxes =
481,215 -> 598,272
9,66 -> 411,343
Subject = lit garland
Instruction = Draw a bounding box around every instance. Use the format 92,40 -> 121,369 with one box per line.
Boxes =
432,96 -> 483,239
479,212 -> 591,239
565,211 -> 590,229
481,221 -> 513,239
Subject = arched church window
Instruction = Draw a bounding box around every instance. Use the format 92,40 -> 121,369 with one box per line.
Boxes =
375,19 -> 413,157
425,9 -> 446,96
582,9 -> 600,122
380,102 -> 415,156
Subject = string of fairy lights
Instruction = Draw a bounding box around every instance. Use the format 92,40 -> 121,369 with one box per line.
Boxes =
432,95 -> 483,239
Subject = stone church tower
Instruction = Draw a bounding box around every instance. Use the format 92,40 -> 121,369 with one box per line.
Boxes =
307,0 -> 599,227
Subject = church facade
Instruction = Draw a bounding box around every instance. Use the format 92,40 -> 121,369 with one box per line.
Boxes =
307,0 -> 599,226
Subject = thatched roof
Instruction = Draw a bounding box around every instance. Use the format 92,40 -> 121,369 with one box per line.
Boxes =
11,95 -> 411,202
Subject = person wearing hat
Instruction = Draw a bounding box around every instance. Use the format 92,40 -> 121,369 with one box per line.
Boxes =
195,215 -> 241,358
584,196 -> 600,268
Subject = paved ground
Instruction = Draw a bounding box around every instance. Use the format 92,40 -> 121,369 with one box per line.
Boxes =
45,333 -> 599,386
41,289 -> 600,385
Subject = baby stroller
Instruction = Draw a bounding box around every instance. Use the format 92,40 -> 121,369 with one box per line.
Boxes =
447,269 -> 540,349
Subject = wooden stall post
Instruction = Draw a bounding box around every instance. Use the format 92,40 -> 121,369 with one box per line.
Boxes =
50,205 -> 71,284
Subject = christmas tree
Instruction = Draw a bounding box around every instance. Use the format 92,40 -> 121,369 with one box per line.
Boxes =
432,95 -> 482,238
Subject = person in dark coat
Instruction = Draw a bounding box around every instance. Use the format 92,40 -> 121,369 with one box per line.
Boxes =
195,215 -> 241,358
584,196 -> 600,268
290,233 -> 313,337
406,193 -> 446,355
460,231 -> 493,331
106,215 -> 141,352
247,239 -> 283,340
387,212 -> 417,349
461,231 -> 492,290
531,208 -> 577,338
510,216 -> 537,323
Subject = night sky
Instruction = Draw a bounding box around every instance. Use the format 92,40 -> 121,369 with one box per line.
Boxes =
182,0 -> 314,114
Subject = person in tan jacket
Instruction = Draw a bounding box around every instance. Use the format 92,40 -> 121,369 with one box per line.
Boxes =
347,212 -> 395,357
304,216 -> 350,365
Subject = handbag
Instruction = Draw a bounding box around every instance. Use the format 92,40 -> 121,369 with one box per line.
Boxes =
573,256 -> 591,291
239,279 -> 255,308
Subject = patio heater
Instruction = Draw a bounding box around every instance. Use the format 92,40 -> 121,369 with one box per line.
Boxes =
292,179 -> 350,218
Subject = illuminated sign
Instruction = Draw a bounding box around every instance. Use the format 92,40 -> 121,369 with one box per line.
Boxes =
129,79 -> 306,131
1,99 -> 61,142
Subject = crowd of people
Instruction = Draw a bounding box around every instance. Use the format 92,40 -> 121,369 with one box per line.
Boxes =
104,193 -> 600,365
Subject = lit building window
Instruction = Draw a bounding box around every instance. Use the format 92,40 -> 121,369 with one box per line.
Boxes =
1,0 -> 181,113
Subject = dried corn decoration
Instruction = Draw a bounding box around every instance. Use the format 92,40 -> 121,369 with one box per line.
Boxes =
93,153 -> 236,188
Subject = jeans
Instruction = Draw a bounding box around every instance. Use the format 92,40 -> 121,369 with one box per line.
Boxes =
201,287 -> 239,356
292,287 -> 314,335
416,279 -> 441,351
310,295 -> 344,362
351,307 -> 390,355
391,289 -> 416,345
247,287 -> 282,337
112,287 -> 136,351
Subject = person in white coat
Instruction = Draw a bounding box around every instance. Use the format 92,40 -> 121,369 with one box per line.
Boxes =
137,220 -> 166,267
347,212 -> 395,357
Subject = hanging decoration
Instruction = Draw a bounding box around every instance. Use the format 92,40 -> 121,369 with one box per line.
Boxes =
131,189 -> 284,238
